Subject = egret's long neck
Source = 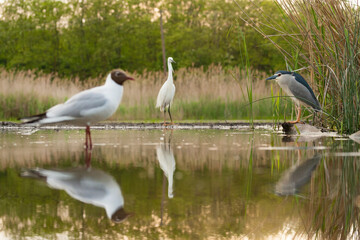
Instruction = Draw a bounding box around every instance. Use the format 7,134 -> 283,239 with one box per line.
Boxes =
167,61 -> 173,83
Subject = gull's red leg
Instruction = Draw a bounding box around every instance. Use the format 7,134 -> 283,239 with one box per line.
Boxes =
85,127 -> 89,149
88,126 -> 92,150
85,148 -> 92,168
85,126 -> 92,150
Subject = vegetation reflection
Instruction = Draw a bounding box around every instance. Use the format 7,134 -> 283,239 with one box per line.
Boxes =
0,130 -> 359,239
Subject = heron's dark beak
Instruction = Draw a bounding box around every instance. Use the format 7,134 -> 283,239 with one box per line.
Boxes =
266,75 -> 277,81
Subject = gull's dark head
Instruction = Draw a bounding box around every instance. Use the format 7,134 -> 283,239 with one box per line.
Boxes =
111,70 -> 134,85
111,207 -> 132,223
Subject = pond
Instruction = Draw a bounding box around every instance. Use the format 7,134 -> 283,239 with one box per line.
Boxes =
0,125 -> 359,239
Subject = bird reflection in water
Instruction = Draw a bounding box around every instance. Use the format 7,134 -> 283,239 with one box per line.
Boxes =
21,149 -> 131,223
156,130 -> 176,226
156,130 -> 176,199
275,154 -> 321,196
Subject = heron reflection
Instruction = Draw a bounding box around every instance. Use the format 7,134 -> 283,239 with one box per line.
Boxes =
21,150 -> 130,223
275,154 -> 321,196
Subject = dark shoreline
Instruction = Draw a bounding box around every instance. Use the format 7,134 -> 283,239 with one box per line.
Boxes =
1,121 -> 337,136
0,121 -> 276,130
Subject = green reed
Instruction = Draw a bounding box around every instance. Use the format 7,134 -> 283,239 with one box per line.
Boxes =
236,0 -> 360,133
237,26 -> 254,128
304,142 -> 360,239
0,93 -> 57,121
0,93 -> 294,122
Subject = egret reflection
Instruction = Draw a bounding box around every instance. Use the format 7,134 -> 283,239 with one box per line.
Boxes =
275,154 -> 321,196
156,131 -> 176,199
21,150 -> 130,223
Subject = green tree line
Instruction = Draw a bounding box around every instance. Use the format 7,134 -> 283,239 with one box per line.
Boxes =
0,0 -> 287,80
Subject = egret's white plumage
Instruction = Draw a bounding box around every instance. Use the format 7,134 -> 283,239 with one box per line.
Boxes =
156,141 -> 176,198
21,167 -> 130,222
20,70 -> 134,148
156,57 -> 176,124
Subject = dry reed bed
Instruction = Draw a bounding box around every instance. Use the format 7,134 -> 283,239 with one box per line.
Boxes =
0,66 -> 273,120
124,66 -> 269,104
0,70 -> 80,102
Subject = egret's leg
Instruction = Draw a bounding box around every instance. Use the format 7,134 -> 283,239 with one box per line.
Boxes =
289,106 -> 301,124
163,108 -> 167,125
168,105 -> 173,124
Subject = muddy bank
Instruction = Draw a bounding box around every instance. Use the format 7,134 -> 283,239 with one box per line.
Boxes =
0,121 -> 338,137
1,121 -> 276,130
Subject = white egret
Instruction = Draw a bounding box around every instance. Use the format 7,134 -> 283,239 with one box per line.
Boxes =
156,57 -> 176,125
20,70 -> 134,149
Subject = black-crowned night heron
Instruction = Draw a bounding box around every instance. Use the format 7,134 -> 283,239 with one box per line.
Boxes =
266,70 -> 321,124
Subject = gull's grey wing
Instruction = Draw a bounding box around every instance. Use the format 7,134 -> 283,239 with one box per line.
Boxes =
288,81 -> 321,110
60,178 -> 108,199
47,91 -> 107,118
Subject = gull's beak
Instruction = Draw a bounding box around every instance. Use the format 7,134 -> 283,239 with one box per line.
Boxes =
266,75 -> 277,81
126,76 -> 134,81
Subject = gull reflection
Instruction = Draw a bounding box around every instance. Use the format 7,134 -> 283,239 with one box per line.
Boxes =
21,150 -> 130,223
156,131 -> 176,199
275,154 -> 321,196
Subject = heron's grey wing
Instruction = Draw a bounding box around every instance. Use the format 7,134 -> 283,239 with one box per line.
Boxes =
288,82 -> 321,110
289,155 -> 321,187
48,91 -> 107,118
275,155 -> 321,195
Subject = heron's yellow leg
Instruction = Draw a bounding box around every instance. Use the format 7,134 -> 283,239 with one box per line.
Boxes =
289,106 -> 301,124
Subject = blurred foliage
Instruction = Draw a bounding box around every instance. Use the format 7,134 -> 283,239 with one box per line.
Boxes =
0,0 -> 288,80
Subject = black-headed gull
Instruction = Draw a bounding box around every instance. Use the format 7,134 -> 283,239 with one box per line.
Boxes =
20,70 -> 134,149
21,166 -> 131,223
156,57 -> 176,125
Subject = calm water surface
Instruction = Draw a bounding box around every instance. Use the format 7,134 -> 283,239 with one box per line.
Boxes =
0,127 -> 360,239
